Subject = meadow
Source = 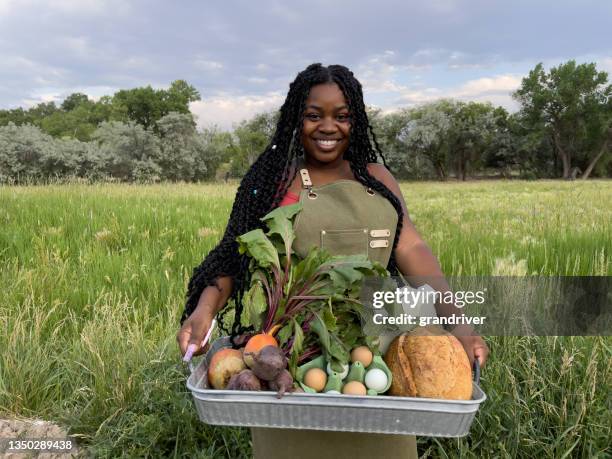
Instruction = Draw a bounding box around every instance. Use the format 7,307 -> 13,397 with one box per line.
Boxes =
0,179 -> 610,458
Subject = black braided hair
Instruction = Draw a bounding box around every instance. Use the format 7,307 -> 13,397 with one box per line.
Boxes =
181,63 -> 405,343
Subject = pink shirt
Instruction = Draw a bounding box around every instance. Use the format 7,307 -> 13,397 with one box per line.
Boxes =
278,190 -> 299,207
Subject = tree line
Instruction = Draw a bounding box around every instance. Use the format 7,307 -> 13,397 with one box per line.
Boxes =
0,60 -> 610,184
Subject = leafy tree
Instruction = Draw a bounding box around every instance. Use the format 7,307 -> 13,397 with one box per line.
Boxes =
367,107 -> 418,179
398,100 -> 457,180
0,123 -> 73,183
450,102 -> 498,180
112,80 -> 200,131
57,137 -> 106,180
500,112 -> 557,179
228,111 -> 279,176
0,107 -> 31,127
61,93 -> 89,111
39,104 -> 99,141
165,80 -> 201,114
199,127 -> 233,180
92,121 -> 162,181
513,60 -> 611,179
157,112 -> 211,181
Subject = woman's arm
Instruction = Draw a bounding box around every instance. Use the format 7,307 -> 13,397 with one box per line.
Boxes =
367,163 -> 489,365
177,275 -> 234,357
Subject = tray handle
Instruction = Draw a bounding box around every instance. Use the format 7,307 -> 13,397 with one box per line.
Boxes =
473,358 -> 480,385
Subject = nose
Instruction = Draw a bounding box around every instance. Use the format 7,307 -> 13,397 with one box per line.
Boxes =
318,116 -> 338,134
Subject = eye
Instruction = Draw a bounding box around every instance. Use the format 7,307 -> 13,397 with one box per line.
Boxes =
337,113 -> 351,121
305,113 -> 320,120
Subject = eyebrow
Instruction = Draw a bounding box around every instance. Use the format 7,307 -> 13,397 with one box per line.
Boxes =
305,104 -> 349,111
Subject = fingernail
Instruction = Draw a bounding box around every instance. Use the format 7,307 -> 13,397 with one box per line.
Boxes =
183,343 -> 197,362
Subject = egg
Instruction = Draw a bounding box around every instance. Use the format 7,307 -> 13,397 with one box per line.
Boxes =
351,346 -> 373,367
342,381 -> 367,396
325,390 -> 341,394
304,368 -> 327,392
364,368 -> 388,392
326,362 -> 349,379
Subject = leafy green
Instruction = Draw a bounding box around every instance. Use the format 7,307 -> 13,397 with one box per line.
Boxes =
240,280 -> 267,330
236,229 -> 279,270
260,203 -> 302,256
236,201 -> 390,375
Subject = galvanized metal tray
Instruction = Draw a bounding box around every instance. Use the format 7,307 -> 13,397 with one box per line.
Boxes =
186,337 -> 486,437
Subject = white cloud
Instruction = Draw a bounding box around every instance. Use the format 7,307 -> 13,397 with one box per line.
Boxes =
0,0 -> 16,15
394,74 -> 522,110
194,59 -> 224,71
190,92 -> 285,131
596,57 -> 612,73
452,74 -> 522,98
18,85 -> 119,108
22,93 -> 61,106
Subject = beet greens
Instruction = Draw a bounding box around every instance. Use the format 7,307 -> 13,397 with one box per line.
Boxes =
236,202 -> 388,375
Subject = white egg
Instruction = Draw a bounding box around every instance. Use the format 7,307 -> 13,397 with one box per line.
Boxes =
326,362 -> 349,380
325,390 -> 341,394
364,368 -> 388,392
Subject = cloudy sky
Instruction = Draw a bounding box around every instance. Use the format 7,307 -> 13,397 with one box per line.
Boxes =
1,0 -> 611,130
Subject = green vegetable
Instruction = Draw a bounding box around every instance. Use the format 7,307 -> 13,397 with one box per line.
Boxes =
236,202 -> 389,375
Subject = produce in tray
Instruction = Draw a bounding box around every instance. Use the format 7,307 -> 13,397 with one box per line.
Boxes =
234,202 -> 387,378
295,349 -> 392,395
206,204 -> 475,401
384,325 -> 472,400
208,333 -> 294,398
207,348 -> 246,389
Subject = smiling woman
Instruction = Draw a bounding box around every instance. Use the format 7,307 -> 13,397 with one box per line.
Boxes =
178,63 -> 487,459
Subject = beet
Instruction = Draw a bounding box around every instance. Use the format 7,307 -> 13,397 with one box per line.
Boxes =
226,369 -> 262,391
245,345 -> 287,381
269,369 -> 294,398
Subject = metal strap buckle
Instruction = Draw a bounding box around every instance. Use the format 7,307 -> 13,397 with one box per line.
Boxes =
300,168 -> 312,187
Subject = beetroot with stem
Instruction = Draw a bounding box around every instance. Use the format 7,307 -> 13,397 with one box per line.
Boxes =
269,369 -> 294,398
226,369 -> 262,391
245,345 -> 287,381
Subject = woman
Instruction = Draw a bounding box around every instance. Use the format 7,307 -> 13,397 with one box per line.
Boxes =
177,63 -> 489,458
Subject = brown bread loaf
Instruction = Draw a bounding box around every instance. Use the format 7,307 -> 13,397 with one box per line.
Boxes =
383,325 -> 473,400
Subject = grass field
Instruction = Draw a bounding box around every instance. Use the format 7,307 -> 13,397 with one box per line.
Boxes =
0,180 -> 610,458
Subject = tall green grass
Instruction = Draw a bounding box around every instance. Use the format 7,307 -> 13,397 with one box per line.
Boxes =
0,180 -> 610,458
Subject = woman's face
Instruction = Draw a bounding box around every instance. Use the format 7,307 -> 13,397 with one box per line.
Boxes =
300,82 -> 351,166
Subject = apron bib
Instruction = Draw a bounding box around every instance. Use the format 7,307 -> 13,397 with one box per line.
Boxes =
252,163 -> 417,459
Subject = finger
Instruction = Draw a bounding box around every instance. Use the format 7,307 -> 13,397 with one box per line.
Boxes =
474,345 -> 489,367
193,342 -> 210,357
177,326 -> 192,356
463,343 -> 475,365
187,320 -> 210,356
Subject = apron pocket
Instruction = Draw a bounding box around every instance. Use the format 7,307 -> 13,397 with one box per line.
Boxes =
320,228 -> 369,257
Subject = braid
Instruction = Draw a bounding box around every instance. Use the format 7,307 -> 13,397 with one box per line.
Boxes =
181,63 -> 404,342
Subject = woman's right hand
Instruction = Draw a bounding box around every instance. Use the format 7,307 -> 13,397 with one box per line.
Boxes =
177,306 -> 214,359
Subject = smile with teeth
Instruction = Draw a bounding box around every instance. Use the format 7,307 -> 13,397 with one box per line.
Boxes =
315,139 -> 341,149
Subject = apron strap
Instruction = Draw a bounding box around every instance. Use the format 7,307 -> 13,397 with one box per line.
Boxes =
299,167 -> 318,200
298,164 -> 376,198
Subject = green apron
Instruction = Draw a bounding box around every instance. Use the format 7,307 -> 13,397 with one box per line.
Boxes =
251,165 -> 418,459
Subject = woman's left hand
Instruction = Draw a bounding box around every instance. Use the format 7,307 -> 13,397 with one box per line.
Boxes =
452,325 -> 489,367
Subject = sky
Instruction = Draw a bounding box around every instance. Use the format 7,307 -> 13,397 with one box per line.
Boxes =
1,0 -> 611,130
